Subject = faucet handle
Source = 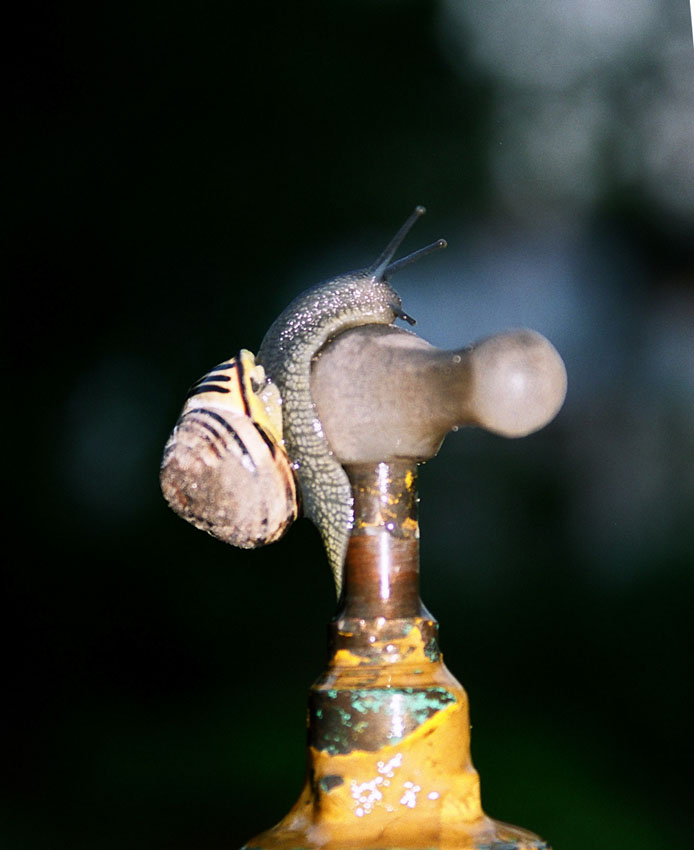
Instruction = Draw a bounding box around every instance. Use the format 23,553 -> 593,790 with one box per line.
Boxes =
311,324 -> 567,463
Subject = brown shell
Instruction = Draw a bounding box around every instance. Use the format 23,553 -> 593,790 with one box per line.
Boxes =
160,354 -> 299,548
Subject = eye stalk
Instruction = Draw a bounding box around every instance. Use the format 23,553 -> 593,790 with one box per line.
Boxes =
368,205 -> 427,280
383,238 -> 447,280
368,205 -> 447,283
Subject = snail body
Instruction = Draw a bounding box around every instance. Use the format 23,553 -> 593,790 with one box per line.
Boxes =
257,274 -> 405,591
161,207 -> 445,594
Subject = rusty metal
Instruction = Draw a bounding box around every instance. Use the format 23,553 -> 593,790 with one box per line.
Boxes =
243,462 -> 550,850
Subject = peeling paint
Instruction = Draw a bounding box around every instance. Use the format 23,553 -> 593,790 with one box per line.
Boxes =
319,774 -> 344,792
310,686 -> 457,754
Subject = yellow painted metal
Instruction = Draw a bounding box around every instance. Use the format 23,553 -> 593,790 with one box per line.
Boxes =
242,462 -> 549,850
244,617 -> 548,850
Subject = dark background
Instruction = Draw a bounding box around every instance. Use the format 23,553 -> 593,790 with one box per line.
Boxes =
7,1 -> 693,848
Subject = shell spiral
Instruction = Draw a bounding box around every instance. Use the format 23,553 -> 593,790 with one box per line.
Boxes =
160,350 -> 298,548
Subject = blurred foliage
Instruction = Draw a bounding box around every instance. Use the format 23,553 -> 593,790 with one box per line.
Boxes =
5,0 -> 693,848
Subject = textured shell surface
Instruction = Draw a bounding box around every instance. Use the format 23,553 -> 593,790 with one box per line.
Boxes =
160,349 -> 298,548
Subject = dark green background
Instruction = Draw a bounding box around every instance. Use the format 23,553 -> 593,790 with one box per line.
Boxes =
7,2 -> 693,848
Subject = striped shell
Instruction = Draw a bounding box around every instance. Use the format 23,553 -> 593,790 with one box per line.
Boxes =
160,349 -> 298,547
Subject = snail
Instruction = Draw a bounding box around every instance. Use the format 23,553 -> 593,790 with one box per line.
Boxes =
160,206 -> 446,593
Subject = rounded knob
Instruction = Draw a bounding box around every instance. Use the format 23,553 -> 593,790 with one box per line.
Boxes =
465,329 -> 567,438
311,325 -> 567,464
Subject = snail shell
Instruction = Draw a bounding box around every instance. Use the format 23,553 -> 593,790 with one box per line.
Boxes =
160,349 -> 298,547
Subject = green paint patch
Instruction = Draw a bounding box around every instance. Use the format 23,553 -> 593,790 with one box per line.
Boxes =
336,706 -> 352,727
311,686 -> 457,754
347,686 -> 456,724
